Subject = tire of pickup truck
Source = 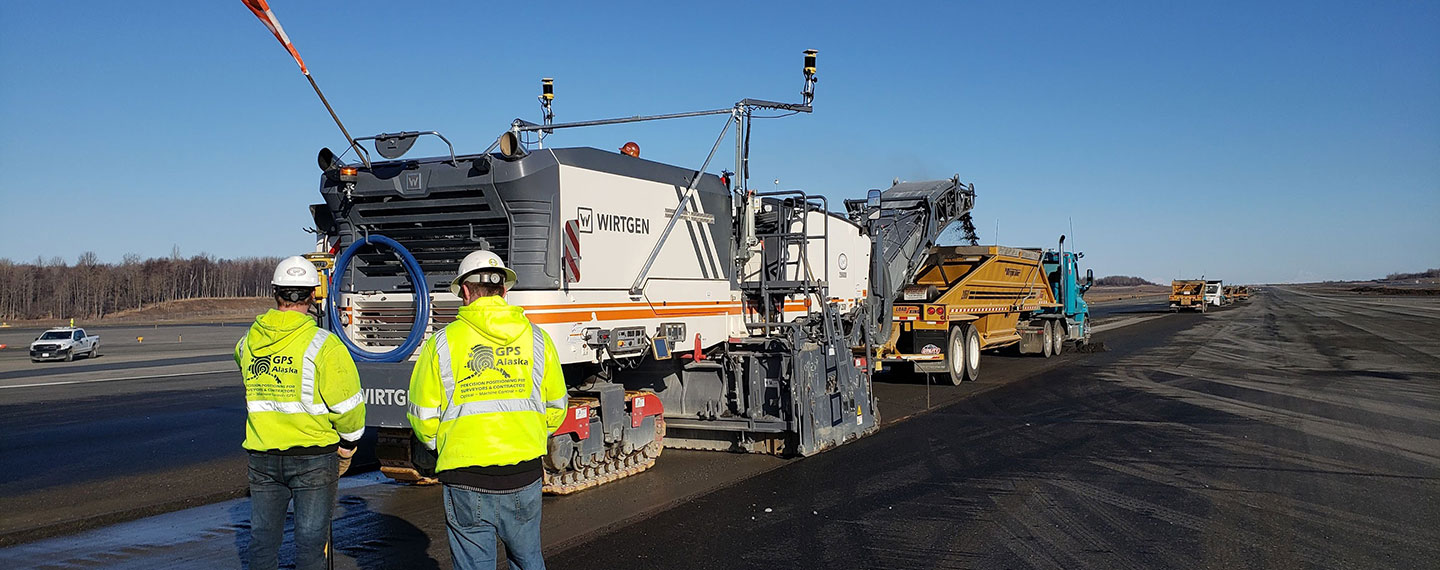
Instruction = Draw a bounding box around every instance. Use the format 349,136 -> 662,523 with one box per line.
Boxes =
64,351 -> 74,362
89,344 -> 99,358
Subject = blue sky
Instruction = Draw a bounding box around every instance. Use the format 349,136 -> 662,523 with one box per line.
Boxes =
1,0 -> 1436,284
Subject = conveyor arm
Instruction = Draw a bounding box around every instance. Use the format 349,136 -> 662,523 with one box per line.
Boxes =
845,175 -> 977,304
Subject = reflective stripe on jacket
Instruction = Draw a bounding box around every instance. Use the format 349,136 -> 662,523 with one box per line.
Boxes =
407,296 -> 567,471
237,309 -> 366,452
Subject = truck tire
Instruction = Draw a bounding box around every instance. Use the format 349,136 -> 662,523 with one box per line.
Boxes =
946,325 -> 966,386
1040,321 -> 1054,358
64,351 -> 74,362
1052,321 -> 1065,356
946,324 -> 982,384
964,325 -> 981,382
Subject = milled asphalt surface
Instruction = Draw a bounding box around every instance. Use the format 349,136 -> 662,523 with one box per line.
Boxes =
551,287 -> 1440,569
14,290 -> 1425,569
0,296 -> 1164,548
0,295 -> 1200,568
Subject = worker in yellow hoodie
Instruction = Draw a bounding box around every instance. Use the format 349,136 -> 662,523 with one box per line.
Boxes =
408,250 -> 567,570
237,256 -> 365,570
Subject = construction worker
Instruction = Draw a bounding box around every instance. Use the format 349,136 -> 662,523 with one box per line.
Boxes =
238,256 -> 365,570
407,250 -> 567,570
619,141 -> 640,157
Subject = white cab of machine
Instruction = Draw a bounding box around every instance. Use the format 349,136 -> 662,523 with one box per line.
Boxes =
338,159 -> 817,364
337,161 -> 873,365
739,207 -> 871,317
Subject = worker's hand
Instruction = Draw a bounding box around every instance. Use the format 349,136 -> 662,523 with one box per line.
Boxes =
337,446 -> 355,477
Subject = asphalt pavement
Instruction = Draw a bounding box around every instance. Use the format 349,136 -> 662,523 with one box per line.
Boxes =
10,290 -> 1426,569
0,296 -> 1192,566
0,324 -> 251,544
0,296 -> 1171,548
550,288 -> 1440,569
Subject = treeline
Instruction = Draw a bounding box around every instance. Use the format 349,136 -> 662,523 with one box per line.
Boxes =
1384,268 -> 1440,281
0,251 -> 280,320
1094,275 -> 1157,286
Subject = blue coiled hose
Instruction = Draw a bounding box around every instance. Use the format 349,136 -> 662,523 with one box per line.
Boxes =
327,234 -> 431,362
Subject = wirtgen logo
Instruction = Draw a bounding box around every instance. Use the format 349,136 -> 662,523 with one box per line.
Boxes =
247,355 -> 298,383
576,207 -> 593,233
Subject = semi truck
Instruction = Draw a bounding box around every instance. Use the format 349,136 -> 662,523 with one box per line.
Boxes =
1205,280 -> 1226,307
873,236 -> 1093,385
296,52 -> 977,493
1170,280 -> 1207,312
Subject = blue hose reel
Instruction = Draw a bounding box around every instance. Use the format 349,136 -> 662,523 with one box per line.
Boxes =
327,234 -> 431,362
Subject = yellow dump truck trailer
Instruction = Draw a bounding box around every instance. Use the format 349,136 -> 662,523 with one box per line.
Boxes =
1170,280 -> 1207,312
878,245 -> 1079,385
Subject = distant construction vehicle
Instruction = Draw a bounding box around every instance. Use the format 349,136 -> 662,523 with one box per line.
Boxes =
874,235 -> 1093,385
1224,284 -> 1251,302
1205,280 -> 1226,307
1170,280 -> 1207,312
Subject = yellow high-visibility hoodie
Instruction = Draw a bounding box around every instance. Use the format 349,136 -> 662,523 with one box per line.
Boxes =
407,296 -> 567,471
236,309 -> 365,452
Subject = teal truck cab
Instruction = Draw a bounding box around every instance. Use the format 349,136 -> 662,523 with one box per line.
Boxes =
1040,235 -> 1093,346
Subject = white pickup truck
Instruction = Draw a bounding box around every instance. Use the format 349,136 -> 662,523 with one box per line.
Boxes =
29,327 -> 100,362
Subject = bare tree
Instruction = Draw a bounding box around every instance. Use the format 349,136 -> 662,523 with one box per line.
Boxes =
0,253 -> 282,320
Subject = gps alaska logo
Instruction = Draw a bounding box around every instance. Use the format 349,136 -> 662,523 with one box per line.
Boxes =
464,345 -> 510,381
247,355 -> 299,383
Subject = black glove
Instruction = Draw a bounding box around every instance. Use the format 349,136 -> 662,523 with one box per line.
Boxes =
411,435 -> 438,478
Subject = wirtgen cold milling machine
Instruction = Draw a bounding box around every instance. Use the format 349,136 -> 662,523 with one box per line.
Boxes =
301,52 -> 976,493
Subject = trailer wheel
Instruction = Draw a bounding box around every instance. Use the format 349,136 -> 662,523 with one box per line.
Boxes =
964,325 -> 981,381
1040,322 -> 1054,358
946,326 -> 966,386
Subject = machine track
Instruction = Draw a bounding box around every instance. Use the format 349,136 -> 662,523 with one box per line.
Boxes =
543,396 -> 666,495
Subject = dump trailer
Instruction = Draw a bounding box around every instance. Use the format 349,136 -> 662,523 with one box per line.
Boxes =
1170,280 -> 1207,312
875,235 -> 1093,386
1225,285 -> 1251,302
297,52 -> 974,493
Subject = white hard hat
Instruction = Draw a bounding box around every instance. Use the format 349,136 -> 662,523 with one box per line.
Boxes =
272,255 -> 321,288
450,250 -> 517,296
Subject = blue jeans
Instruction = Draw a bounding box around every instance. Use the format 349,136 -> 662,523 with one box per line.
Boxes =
443,479 -> 545,570
247,452 -> 338,570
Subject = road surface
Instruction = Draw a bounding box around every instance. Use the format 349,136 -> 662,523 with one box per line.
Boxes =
0,297 -> 1167,545
11,290 -> 1431,569
550,287 -> 1440,569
